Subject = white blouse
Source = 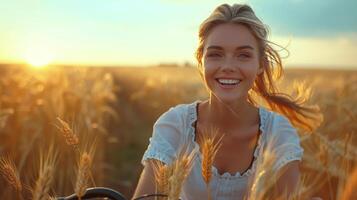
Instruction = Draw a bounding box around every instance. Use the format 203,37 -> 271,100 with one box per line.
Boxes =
141,100 -> 303,200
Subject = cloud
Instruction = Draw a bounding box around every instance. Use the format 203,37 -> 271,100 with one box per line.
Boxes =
250,0 -> 357,37
271,33 -> 357,68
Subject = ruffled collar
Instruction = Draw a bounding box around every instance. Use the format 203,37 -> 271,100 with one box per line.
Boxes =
187,100 -> 268,179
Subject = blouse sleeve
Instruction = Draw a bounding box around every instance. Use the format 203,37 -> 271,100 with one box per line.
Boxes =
269,114 -> 304,171
141,106 -> 184,166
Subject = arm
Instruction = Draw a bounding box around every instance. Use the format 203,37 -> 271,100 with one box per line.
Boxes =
133,106 -> 182,199
270,115 -> 303,197
132,159 -> 161,200
276,160 -> 300,195
276,161 -> 323,200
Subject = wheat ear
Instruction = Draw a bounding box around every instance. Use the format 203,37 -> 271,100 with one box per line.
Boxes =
75,151 -> 93,200
198,127 -> 223,200
32,146 -> 57,200
153,161 -> 173,199
168,147 -> 197,200
56,117 -> 79,150
339,167 -> 357,200
247,137 -> 280,200
0,156 -> 23,199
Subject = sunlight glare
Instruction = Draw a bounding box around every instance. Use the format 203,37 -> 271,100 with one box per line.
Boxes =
25,47 -> 54,68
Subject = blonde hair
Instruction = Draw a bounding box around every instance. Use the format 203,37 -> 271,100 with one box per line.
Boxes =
195,4 -> 322,132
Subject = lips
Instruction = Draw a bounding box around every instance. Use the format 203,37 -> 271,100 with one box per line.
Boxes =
216,78 -> 241,85
215,78 -> 241,89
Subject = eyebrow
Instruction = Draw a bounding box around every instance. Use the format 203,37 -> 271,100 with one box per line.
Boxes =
206,45 -> 254,51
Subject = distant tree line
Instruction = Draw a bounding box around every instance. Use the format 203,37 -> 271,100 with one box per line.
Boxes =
158,61 -> 195,68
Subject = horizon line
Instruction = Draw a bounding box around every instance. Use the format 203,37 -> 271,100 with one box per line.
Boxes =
0,62 -> 356,71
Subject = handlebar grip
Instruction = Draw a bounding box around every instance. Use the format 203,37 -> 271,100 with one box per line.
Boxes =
56,187 -> 127,200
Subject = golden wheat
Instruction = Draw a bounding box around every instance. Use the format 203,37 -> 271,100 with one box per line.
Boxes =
56,117 -> 79,149
0,66 -> 115,198
153,161 -> 173,199
1,66 -> 356,199
167,147 -> 197,200
197,126 -> 223,200
339,167 -> 357,200
247,143 -> 278,200
0,156 -> 22,193
0,108 -> 14,129
32,145 -> 57,200
75,151 -> 93,200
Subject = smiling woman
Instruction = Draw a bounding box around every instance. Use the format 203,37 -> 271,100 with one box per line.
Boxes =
133,3 -> 323,200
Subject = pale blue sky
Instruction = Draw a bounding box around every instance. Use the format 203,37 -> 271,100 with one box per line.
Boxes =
0,0 -> 356,68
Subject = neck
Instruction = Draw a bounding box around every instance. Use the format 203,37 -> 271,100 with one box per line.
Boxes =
206,94 -> 252,129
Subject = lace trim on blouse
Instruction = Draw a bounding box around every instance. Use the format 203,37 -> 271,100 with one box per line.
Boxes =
187,100 -> 268,179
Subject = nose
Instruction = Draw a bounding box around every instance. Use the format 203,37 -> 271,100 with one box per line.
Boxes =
221,56 -> 237,72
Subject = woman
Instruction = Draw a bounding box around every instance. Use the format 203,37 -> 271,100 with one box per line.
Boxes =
133,3 -> 322,200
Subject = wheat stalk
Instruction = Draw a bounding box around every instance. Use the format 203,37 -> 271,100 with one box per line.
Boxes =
339,167 -> 357,200
0,108 -> 14,129
167,147 -> 197,200
0,156 -> 23,199
248,150 -> 278,200
247,137 -> 291,200
32,146 -> 57,200
314,132 -> 356,161
198,126 -> 223,200
285,174 -> 318,200
75,151 -> 93,200
153,161 -> 173,199
56,117 -> 79,150
248,138 -> 323,200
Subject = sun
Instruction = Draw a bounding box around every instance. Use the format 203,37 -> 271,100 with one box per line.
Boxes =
24,47 -> 54,68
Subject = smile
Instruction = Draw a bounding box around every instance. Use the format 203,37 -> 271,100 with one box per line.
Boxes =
215,78 -> 241,89
216,78 -> 241,85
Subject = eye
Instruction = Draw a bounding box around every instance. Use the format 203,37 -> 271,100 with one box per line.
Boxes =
206,53 -> 222,58
237,53 -> 252,59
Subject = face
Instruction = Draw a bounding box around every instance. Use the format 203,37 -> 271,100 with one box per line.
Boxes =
201,23 -> 263,104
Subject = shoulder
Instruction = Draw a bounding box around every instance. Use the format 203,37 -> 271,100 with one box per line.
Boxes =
145,101 -> 197,163
260,107 -> 297,135
155,101 -> 197,126
260,107 -> 301,151
259,107 -> 304,170
272,112 -> 296,132
151,101 -> 198,142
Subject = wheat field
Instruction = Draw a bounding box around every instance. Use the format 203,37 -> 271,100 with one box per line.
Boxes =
0,64 -> 356,199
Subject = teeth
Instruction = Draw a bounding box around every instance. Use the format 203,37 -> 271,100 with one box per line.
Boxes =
217,79 -> 240,85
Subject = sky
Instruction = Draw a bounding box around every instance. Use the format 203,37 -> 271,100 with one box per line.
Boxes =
0,0 -> 356,68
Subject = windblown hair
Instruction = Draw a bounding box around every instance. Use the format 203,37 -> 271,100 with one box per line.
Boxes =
195,4 -> 323,132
